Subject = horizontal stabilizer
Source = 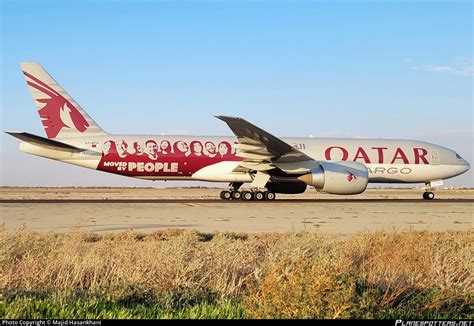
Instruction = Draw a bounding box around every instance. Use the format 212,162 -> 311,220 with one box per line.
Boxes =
5,131 -> 86,152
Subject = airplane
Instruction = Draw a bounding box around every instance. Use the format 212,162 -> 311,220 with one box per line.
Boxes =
6,62 -> 471,200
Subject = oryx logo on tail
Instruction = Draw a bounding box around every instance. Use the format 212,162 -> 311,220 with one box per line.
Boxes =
23,71 -> 89,138
20,62 -> 106,139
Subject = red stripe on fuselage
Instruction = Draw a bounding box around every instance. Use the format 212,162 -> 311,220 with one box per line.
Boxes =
97,139 -> 240,177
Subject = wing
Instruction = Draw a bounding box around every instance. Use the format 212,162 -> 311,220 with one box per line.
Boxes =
216,116 -> 318,175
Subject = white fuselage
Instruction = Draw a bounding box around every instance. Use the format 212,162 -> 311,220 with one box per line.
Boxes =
20,135 -> 471,185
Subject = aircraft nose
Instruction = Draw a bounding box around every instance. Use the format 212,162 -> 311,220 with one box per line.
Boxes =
461,159 -> 470,173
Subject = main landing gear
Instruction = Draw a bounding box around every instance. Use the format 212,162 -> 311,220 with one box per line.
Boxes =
219,183 -> 276,201
422,182 -> 435,200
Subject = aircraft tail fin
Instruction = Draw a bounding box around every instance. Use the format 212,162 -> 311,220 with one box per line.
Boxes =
20,62 -> 108,139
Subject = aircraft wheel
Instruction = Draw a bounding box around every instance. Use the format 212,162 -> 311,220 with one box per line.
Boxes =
255,191 -> 265,201
265,191 -> 276,201
422,192 -> 435,200
232,191 -> 242,200
242,191 -> 254,201
220,190 -> 232,200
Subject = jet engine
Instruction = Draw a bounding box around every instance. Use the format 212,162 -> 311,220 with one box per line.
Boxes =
298,161 -> 368,195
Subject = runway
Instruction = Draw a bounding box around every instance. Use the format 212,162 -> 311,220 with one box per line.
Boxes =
1,198 -> 472,203
1,187 -> 472,234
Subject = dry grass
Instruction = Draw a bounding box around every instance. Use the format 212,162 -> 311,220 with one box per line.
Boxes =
245,229 -> 473,319
0,225 -> 472,318
1,226 -> 266,298
346,230 -> 473,306
245,258 -> 356,318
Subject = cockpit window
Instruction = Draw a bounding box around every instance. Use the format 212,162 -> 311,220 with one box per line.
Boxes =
456,153 -> 462,159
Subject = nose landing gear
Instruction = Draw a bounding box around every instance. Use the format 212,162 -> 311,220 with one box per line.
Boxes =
422,181 -> 437,200
423,191 -> 435,200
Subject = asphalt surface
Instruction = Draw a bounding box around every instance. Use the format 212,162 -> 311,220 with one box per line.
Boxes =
2,188 -> 472,234
1,198 -> 472,203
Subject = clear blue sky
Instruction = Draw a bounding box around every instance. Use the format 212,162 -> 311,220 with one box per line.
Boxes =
1,0 -> 472,187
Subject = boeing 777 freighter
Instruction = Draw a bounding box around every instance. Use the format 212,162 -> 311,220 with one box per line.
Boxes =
6,63 -> 470,200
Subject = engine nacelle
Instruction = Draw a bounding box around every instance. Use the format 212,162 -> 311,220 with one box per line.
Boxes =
298,161 -> 368,195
